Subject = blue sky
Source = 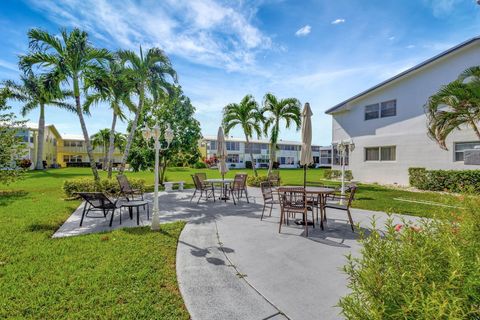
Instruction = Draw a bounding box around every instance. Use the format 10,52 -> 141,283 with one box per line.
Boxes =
1,0 -> 480,145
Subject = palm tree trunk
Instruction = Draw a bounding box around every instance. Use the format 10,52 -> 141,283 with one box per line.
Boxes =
35,104 -> 45,170
74,77 -> 99,181
268,142 -> 276,173
245,136 -> 257,177
107,111 -> 117,179
119,86 -> 144,174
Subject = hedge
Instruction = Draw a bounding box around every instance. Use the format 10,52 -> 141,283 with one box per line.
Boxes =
246,175 -> 269,187
408,167 -> 480,193
324,169 -> 353,181
63,177 -> 146,198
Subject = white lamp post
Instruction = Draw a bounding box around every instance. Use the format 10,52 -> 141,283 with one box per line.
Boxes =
142,123 -> 174,231
335,139 -> 355,204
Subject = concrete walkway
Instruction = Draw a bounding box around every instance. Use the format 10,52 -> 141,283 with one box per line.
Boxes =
54,188 -> 418,319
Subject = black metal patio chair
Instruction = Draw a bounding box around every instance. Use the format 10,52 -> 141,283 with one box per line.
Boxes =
323,186 -> 357,231
75,192 -> 122,227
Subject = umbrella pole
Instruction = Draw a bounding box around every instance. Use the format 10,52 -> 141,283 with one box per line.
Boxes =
303,164 -> 307,188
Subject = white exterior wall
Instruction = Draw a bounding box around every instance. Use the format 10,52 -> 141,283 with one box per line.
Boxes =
331,41 -> 480,185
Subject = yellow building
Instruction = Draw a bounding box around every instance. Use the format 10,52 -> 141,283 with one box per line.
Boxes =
20,124 -> 123,169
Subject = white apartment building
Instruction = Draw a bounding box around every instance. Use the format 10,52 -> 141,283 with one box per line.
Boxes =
200,136 -> 332,169
326,37 -> 480,185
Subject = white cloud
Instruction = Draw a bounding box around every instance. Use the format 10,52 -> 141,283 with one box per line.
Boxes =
331,19 -> 345,25
26,0 -> 272,72
423,0 -> 462,17
406,44 -> 415,49
388,36 -> 396,41
295,25 -> 311,37
0,59 -> 18,72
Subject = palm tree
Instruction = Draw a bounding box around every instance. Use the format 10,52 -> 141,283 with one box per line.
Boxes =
91,129 -> 126,169
426,79 -> 480,149
2,73 -> 73,170
262,93 -> 301,172
222,94 -> 263,176
84,59 -> 135,178
19,28 -> 111,181
117,46 -> 177,174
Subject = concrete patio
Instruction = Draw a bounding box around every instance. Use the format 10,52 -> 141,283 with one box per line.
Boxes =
53,188 -> 418,320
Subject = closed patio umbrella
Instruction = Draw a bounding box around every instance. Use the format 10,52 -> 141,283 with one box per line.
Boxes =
217,127 -> 229,199
300,102 -> 313,188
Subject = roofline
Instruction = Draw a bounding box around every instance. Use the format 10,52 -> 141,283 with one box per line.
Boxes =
325,36 -> 480,115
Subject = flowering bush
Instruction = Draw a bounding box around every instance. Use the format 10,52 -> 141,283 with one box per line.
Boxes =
204,156 -> 218,167
339,200 -> 480,319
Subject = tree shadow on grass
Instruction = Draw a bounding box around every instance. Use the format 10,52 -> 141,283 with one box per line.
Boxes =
0,190 -> 29,207
26,221 -> 63,233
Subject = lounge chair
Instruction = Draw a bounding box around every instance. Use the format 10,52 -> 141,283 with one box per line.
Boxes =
116,175 -> 144,201
75,192 -> 122,227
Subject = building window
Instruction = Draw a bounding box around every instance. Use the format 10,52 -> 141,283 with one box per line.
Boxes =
381,100 -> 396,118
245,143 -> 267,154
454,142 -> 480,161
63,155 -> 83,163
365,146 -> 396,161
226,154 -> 239,163
365,103 -> 379,120
278,157 -> 295,165
226,141 -> 240,151
333,148 -> 349,165
278,144 -> 297,151
208,141 -> 217,150
311,146 -> 320,152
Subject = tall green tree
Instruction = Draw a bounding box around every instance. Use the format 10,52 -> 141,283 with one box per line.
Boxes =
84,59 -> 135,178
19,28 -> 111,181
222,94 -> 263,176
117,46 -> 177,174
262,93 -> 301,172
91,128 -> 126,169
0,89 -> 27,184
425,78 -> 480,149
128,87 -> 201,183
2,73 -> 73,170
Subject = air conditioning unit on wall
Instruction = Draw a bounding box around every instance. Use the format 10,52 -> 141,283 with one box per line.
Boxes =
464,146 -> 480,165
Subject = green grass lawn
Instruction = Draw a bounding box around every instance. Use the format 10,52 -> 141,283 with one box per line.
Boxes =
0,169 -> 189,319
0,167 -> 468,318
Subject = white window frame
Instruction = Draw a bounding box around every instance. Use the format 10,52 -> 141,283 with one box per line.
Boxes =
364,146 -> 396,162
454,141 -> 480,162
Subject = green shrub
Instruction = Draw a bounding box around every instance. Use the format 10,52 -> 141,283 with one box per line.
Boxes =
409,167 -> 480,193
63,177 -> 145,198
324,169 -> 353,181
193,161 -> 207,169
339,200 -> 480,319
246,175 -> 269,187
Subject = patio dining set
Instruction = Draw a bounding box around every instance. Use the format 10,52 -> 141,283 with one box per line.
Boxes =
190,172 -> 249,205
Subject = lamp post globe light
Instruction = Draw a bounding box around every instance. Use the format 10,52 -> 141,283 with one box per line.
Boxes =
141,123 -> 174,231
335,139 -> 355,204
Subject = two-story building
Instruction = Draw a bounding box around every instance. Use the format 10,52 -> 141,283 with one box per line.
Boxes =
17,124 -> 123,169
326,36 -> 480,185
200,136 -> 332,169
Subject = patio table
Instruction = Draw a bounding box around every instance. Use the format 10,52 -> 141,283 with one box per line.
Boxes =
205,178 -> 235,202
121,200 -> 150,226
275,186 -> 336,226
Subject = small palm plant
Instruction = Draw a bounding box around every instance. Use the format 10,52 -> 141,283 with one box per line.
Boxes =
425,72 -> 480,149
3,73 -> 73,170
84,58 -> 135,178
222,94 -> 263,176
262,93 -> 301,172
20,28 -> 111,181
117,46 -> 177,174
91,129 -> 126,169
